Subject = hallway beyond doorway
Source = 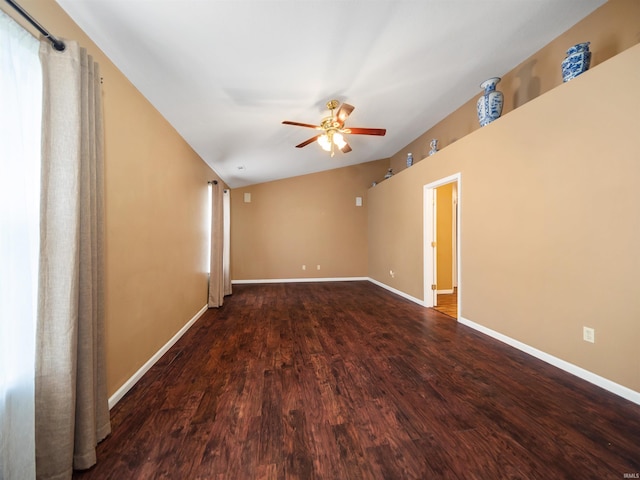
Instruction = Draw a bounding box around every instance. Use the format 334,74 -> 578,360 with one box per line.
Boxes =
434,288 -> 457,318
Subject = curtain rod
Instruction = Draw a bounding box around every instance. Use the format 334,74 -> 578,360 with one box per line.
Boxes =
4,0 -> 65,51
207,180 -> 229,193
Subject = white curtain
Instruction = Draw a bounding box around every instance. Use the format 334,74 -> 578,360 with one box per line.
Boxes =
0,11 -> 42,480
36,39 -> 110,478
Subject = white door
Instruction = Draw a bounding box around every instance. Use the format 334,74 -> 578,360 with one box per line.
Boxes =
424,174 -> 461,312
424,187 -> 437,307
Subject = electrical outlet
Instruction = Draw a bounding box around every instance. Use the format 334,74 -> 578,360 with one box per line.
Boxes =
583,326 -> 595,343
316,265 -> 320,270
302,265 -> 306,271
389,270 -> 395,278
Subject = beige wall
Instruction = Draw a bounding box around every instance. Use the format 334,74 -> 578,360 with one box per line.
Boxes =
231,160 -> 388,280
389,0 -> 640,174
1,0 -> 221,396
369,43 -> 640,392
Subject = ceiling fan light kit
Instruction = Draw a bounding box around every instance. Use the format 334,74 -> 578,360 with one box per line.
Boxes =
318,131 -> 346,152
282,99 -> 386,157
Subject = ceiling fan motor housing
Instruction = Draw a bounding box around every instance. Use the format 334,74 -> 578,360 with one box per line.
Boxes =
321,117 -> 340,131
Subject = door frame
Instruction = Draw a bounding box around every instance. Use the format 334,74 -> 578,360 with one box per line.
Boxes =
423,173 -> 461,314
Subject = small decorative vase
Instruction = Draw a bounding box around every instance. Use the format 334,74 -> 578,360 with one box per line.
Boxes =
428,139 -> 438,156
561,42 -> 591,82
384,168 -> 393,179
476,77 -> 504,127
406,153 -> 413,167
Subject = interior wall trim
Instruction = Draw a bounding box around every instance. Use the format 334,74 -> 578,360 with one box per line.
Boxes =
367,278 -> 427,307
459,316 -> 640,406
108,304 -> 209,409
232,277 -> 369,284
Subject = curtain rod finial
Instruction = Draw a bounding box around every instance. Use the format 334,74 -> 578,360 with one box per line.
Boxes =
52,40 -> 65,51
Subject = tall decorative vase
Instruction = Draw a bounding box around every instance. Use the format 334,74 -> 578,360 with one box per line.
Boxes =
476,77 -> 503,127
406,152 -> 413,167
561,42 -> 591,82
428,139 -> 438,156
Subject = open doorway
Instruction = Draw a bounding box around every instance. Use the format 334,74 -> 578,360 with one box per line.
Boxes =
423,174 -> 460,319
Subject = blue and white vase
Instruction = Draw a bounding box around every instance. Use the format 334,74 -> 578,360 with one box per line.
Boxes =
561,42 -> 591,82
406,152 -> 413,167
428,139 -> 438,156
477,77 -> 503,127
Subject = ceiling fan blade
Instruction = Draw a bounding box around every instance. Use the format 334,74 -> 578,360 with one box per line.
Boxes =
295,135 -> 320,148
282,121 -> 321,129
336,103 -> 354,125
344,127 -> 386,136
341,142 -> 352,154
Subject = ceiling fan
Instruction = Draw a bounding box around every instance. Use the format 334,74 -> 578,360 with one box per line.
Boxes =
282,99 -> 386,157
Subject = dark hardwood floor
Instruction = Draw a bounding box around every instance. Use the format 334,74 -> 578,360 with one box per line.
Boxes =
74,281 -> 640,479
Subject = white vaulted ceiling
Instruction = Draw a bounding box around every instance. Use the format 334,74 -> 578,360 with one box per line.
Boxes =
55,0 -> 604,187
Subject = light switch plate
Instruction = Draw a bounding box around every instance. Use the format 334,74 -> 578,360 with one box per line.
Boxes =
583,326 -> 595,343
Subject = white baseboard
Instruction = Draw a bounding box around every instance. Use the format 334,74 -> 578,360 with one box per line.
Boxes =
108,304 -> 208,409
367,278 -> 427,307
108,285 -> 640,410
232,277 -> 368,284
459,316 -> 640,406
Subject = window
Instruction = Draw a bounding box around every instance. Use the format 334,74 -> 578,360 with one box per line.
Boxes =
0,10 -> 42,478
